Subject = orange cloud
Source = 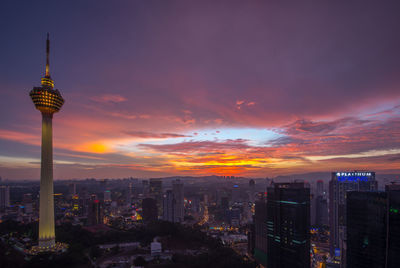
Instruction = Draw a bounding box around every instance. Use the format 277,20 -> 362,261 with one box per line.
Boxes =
0,129 -> 40,146
91,94 -> 127,103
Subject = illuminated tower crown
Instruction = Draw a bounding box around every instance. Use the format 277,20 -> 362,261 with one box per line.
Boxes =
30,33 -> 64,114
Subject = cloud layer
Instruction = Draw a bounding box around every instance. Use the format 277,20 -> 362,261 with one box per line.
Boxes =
1,1 -> 400,179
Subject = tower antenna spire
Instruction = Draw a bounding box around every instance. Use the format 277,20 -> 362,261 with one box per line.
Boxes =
45,33 -> 50,78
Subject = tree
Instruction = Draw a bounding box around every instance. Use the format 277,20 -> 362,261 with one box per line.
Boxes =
133,256 -> 146,266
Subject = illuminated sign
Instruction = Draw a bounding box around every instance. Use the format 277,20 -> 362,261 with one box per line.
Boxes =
335,172 -> 373,182
336,172 -> 372,177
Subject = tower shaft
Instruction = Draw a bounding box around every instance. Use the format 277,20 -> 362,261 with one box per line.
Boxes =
38,113 -> 55,249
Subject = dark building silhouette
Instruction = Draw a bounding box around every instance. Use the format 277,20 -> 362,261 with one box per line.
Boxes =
0,186 -> 10,212
346,186 -> 400,268
386,184 -> 400,268
346,191 -> 387,268
254,197 -> 268,266
329,171 -> 377,265
163,190 -> 175,222
316,195 -> 328,227
221,196 -> 229,210
266,182 -> 310,268
172,179 -> 184,222
142,197 -> 158,222
88,195 -> 103,225
149,179 -> 163,216
249,179 -> 256,203
248,215 -> 256,256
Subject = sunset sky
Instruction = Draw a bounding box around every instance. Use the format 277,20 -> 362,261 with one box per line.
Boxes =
1,1 -> 400,180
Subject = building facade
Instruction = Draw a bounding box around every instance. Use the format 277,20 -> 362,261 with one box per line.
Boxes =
0,186 -> 10,212
142,197 -> 158,222
172,179 -> 184,222
266,182 -> 310,268
346,191 -> 387,268
163,179 -> 185,223
254,197 -> 268,266
88,196 -> 103,226
149,179 -> 163,216
346,187 -> 400,268
329,171 -> 377,265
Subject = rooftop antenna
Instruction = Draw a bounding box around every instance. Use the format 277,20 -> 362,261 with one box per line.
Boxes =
45,33 -> 50,78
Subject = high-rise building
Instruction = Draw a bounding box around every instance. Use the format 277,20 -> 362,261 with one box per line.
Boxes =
0,186 -> 10,211
329,172 -> 377,265
316,195 -> 328,227
72,194 -> 79,214
266,182 -> 310,268
254,196 -> 268,266
126,182 -> 133,206
29,34 -> 64,250
80,187 -> 89,217
221,196 -> 229,211
248,216 -> 256,256
232,184 -> 240,204
22,193 -> 34,214
346,191 -> 387,268
142,197 -> 158,222
386,184 -> 400,268
310,192 -> 316,226
104,190 -> 112,202
249,179 -> 256,203
230,206 -> 241,227
317,180 -> 324,196
88,196 -> 103,226
149,179 -> 163,216
68,183 -> 76,198
172,179 -> 184,222
314,180 -> 328,227
163,179 -> 185,223
163,190 -> 175,222
142,180 -> 149,197
346,187 -> 400,268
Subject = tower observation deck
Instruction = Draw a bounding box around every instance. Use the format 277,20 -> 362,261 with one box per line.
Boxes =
29,34 -> 64,251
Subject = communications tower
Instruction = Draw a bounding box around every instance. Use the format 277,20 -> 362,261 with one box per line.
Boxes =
29,34 -> 64,250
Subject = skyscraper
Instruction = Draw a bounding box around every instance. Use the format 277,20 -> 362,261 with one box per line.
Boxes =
0,186 -> 10,212
346,186 -> 400,268
29,34 -> 64,250
329,172 -> 377,265
163,190 -> 175,222
346,191 -> 387,268
249,179 -> 256,203
172,179 -> 184,222
267,182 -> 310,268
231,184 -> 240,204
149,179 -> 163,216
142,198 -> 158,222
104,190 -> 112,203
88,195 -> 103,225
317,180 -> 324,196
163,179 -> 185,223
68,183 -> 76,199
254,196 -> 268,266
315,180 -> 328,227
316,195 -> 328,227
385,184 -> 400,268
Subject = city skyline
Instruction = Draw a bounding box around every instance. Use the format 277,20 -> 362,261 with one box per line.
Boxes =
1,1 -> 400,180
